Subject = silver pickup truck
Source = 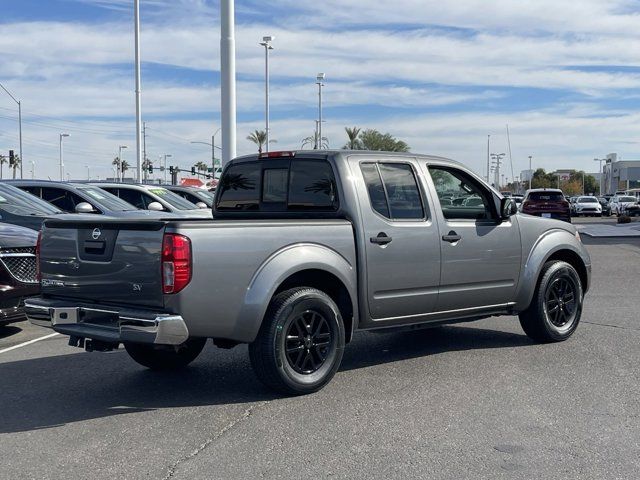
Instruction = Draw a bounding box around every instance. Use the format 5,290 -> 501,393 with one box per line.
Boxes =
26,151 -> 591,394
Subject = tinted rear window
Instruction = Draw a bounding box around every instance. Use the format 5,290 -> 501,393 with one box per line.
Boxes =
528,192 -> 565,202
216,162 -> 261,210
288,160 -> 337,210
217,159 -> 338,212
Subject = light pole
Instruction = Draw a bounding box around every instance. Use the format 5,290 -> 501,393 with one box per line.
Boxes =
528,155 -> 533,189
220,0 -> 237,167
0,82 -> 23,179
118,145 -> 128,182
316,73 -> 325,149
134,0 -> 143,183
59,133 -> 69,181
594,158 -> 604,195
486,135 -> 490,183
86,165 -> 90,181
163,154 -> 172,184
259,36 -> 274,153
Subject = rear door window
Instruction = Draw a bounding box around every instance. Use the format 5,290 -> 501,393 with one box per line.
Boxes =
360,162 -> 424,220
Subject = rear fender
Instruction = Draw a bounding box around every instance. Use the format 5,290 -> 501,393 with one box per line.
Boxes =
231,243 -> 357,342
514,229 -> 591,311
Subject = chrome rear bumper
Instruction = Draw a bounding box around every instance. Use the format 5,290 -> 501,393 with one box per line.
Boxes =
25,297 -> 189,345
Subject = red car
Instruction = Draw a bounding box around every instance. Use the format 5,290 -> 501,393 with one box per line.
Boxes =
520,188 -> 571,223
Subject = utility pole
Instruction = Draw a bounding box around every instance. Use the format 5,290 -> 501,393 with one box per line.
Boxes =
221,0 -> 237,167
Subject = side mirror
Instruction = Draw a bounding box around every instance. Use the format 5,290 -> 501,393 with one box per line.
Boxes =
147,201 -> 164,212
75,202 -> 96,214
195,201 -> 208,209
500,197 -> 517,220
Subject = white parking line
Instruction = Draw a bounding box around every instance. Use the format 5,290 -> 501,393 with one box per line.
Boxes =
0,332 -> 60,354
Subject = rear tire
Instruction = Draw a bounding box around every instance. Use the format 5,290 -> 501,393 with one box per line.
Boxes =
519,260 -> 583,343
249,287 -> 345,395
124,337 -> 206,370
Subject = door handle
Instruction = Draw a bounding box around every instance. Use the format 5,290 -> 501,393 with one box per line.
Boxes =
370,232 -> 392,245
442,231 -> 461,243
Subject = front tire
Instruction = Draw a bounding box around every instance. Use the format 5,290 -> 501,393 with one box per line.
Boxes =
519,260 -> 583,343
249,287 -> 345,395
124,337 -> 206,370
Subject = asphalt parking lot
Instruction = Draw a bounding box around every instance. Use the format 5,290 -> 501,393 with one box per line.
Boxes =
1,234 -> 638,480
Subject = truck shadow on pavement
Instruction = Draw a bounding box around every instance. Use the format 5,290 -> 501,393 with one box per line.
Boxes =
0,324 -> 531,434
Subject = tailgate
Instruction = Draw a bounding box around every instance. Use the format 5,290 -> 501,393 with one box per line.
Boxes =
40,218 -> 167,309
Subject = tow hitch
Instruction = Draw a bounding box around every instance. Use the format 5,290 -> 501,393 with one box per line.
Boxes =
68,336 -> 119,352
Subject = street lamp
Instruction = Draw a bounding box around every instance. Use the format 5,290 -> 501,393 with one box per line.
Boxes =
86,165 -> 91,181
528,155 -> 533,189
191,127 -> 221,177
316,73 -> 325,149
594,158 -> 605,195
59,133 -> 70,181
118,145 -> 128,182
0,82 -> 23,179
259,35 -> 274,153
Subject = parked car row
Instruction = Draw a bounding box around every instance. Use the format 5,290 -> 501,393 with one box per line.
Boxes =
0,180 -> 216,326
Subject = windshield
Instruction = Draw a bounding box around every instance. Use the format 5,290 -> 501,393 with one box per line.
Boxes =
578,197 -> 598,203
619,196 -> 636,202
0,184 -> 61,216
147,187 -> 203,210
77,186 -> 137,211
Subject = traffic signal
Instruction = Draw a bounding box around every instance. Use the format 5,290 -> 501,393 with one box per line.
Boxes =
9,150 -> 14,166
191,166 -> 196,175
169,166 -> 174,175
148,164 -> 153,174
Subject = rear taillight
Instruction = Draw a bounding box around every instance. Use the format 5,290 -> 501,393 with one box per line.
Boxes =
35,231 -> 42,282
161,233 -> 192,294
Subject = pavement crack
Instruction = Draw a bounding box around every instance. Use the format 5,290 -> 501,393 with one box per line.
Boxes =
583,321 -> 640,332
163,401 -> 268,479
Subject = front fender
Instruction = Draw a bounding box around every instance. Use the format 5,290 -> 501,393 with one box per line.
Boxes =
514,229 -> 591,311
230,243 -> 357,343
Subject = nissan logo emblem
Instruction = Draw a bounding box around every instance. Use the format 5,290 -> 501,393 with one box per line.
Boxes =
92,228 -> 101,240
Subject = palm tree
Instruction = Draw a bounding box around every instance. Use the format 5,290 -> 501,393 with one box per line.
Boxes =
11,155 -> 21,179
121,160 -> 130,176
0,155 -> 6,180
194,161 -> 208,173
343,127 -> 362,150
301,132 -> 329,150
247,130 -> 268,154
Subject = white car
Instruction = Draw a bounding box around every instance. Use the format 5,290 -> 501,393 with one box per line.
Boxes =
609,195 -> 638,215
573,196 -> 602,217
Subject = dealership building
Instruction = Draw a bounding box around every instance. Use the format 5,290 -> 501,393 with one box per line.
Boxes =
600,153 -> 640,194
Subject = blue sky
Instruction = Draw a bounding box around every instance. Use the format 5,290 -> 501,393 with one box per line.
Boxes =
1,0 -> 639,180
